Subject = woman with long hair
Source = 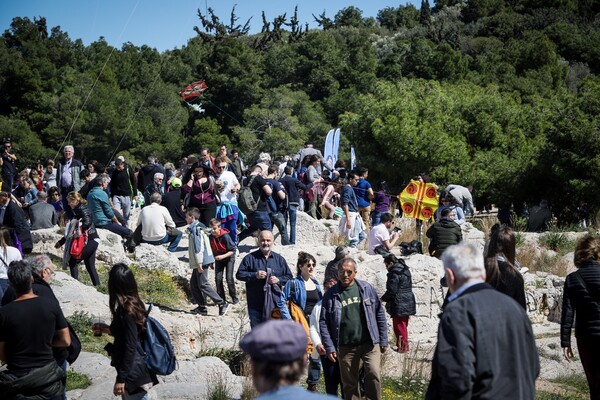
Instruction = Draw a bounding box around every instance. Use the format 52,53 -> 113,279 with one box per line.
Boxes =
278,251 -> 323,392
182,163 -> 218,226
0,227 -> 22,299
484,225 -> 526,309
561,235 -> 600,399
93,264 -> 158,399
306,155 -> 322,219
54,191 -> 100,286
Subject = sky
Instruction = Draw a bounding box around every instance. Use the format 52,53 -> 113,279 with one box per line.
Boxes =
1,0 -> 420,52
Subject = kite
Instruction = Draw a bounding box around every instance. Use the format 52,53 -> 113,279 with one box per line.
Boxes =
180,80 -> 208,113
398,180 -> 439,221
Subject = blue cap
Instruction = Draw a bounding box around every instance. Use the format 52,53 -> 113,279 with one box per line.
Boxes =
239,320 -> 307,362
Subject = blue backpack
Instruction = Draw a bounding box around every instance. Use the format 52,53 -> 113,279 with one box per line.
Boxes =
137,304 -> 177,375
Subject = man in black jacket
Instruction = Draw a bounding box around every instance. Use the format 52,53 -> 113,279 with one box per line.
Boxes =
0,191 -> 32,254
426,242 -> 539,400
426,207 -> 462,259
110,158 -> 136,225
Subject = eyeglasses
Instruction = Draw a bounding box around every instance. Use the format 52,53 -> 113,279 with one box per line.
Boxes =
216,165 -> 227,170
339,269 -> 354,276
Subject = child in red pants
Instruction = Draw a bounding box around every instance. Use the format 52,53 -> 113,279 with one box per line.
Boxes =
381,254 -> 416,352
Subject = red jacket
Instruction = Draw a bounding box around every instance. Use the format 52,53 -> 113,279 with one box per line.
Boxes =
209,228 -> 236,255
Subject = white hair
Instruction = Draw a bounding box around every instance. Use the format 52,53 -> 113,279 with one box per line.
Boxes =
441,242 -> 485,281
154,172 -> 164,180
64,145 -> 74,153
258,152 -> 271,163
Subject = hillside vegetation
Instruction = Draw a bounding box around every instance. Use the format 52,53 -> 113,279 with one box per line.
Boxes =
1,1 -> 599,223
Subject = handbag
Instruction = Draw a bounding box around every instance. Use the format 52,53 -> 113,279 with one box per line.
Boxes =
69,221 -> 87,260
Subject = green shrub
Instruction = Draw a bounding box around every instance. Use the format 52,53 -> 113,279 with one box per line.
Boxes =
539,231 -> 575,255
66,369 -> 92,391
198,348 -> 248,375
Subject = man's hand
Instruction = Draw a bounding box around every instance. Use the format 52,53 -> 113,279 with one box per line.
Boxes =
346,219 -> 352,229
214,255 -> 223,261
317,344 -> 326,356
113,382 -> 125,397
197,266 -> 204,273
268,276 -> 279,285
256,270 -> 267,279
328,351 -> 337,362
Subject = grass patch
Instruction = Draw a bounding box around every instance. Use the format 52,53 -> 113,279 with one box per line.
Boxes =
382,376 -> 428,399
539,232 -> 576,255
551,374 -> 589,394
66,311 -> 113,354
511,215 -> 528,232
66,369 -> 92,391
517,244 -> 570,276
537,392 -> 585,400
76,264 -> 188,308
205,373 -> 232,400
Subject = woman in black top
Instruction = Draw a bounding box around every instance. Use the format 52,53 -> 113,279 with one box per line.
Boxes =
55,191 -> 100,286
484,225 -> 526,309
561,235 -> 600,399
94,264 -> 158,399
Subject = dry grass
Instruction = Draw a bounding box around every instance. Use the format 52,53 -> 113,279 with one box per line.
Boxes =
477,216 -> 499,240
329,231 -> 347,246
517,243 -> 570,276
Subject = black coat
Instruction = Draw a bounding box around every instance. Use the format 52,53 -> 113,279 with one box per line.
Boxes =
489,260 -> 526,310
3,200 -> 32,253
426,219 -> 462,258
426,283 -> 539,400
561,260 -> 600,348
381,261 -> 416,317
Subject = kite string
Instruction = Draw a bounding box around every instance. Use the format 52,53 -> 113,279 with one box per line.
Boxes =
53,0 -> 142,162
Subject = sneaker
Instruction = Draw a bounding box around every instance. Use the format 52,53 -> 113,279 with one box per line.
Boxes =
219,301 -> 229,316
192,306 -> 208,316
231,297 -> 240,305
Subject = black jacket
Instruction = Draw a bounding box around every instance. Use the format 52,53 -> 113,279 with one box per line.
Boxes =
108,307 -> 158,395
561,261 -> 600,348
162,189 -> 186,227
488,260 -> 526,309
2,200 -> 32,253
426,283 -> 539,400
426,219 -> 462,258
381,260 -> 416,317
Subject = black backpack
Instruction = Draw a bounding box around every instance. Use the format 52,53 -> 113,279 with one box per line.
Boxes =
238,175 -> 258,214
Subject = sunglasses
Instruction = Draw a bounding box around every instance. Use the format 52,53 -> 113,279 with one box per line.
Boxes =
339,269 -> 354,276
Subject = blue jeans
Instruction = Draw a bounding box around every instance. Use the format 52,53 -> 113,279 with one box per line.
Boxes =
371,211 -> 383,227
0,278 -> 9,300
348,230 -> 366,248
143,231 -> 182,252
285,204 -> 298,244
97,222 -> 132,238
248,307 -> 263,329
307,355 -> 321,386
269,212 -> 290,245
238,210 -> 271,242
112,195 -> 132,223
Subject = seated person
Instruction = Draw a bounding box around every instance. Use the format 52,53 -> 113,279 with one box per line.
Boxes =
368,212 -> 401,255
138,192 -> 182,252
29,191 -> 58,230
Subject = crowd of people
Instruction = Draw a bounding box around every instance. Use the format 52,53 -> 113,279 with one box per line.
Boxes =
0,138 -> 598,399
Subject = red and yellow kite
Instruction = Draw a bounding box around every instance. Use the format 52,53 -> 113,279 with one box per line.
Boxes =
398,180 -> 439,221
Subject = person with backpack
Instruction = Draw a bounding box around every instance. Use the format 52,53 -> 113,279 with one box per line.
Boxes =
277,251 -> 323,392
237,165 -> 272,243
92,264 -> 159,399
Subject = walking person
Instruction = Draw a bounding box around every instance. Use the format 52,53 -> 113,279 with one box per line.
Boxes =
381,254 -> 416,353
55,192 -> 101,286
92,264 -> 159,399
208,218 -> 239,305
280,165 -> 316,245
561,235 -> 600,399
277,251 -> 323,392
187,209 -> 229,316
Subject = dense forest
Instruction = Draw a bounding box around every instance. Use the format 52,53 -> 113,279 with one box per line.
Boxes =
1,1 -> 599,223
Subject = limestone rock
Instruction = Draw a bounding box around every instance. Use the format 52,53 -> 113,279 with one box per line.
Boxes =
95,229 -> 130,265
133,243 -> 189,278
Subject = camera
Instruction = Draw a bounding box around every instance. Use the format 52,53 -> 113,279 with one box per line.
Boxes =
392,227 -> 401,233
